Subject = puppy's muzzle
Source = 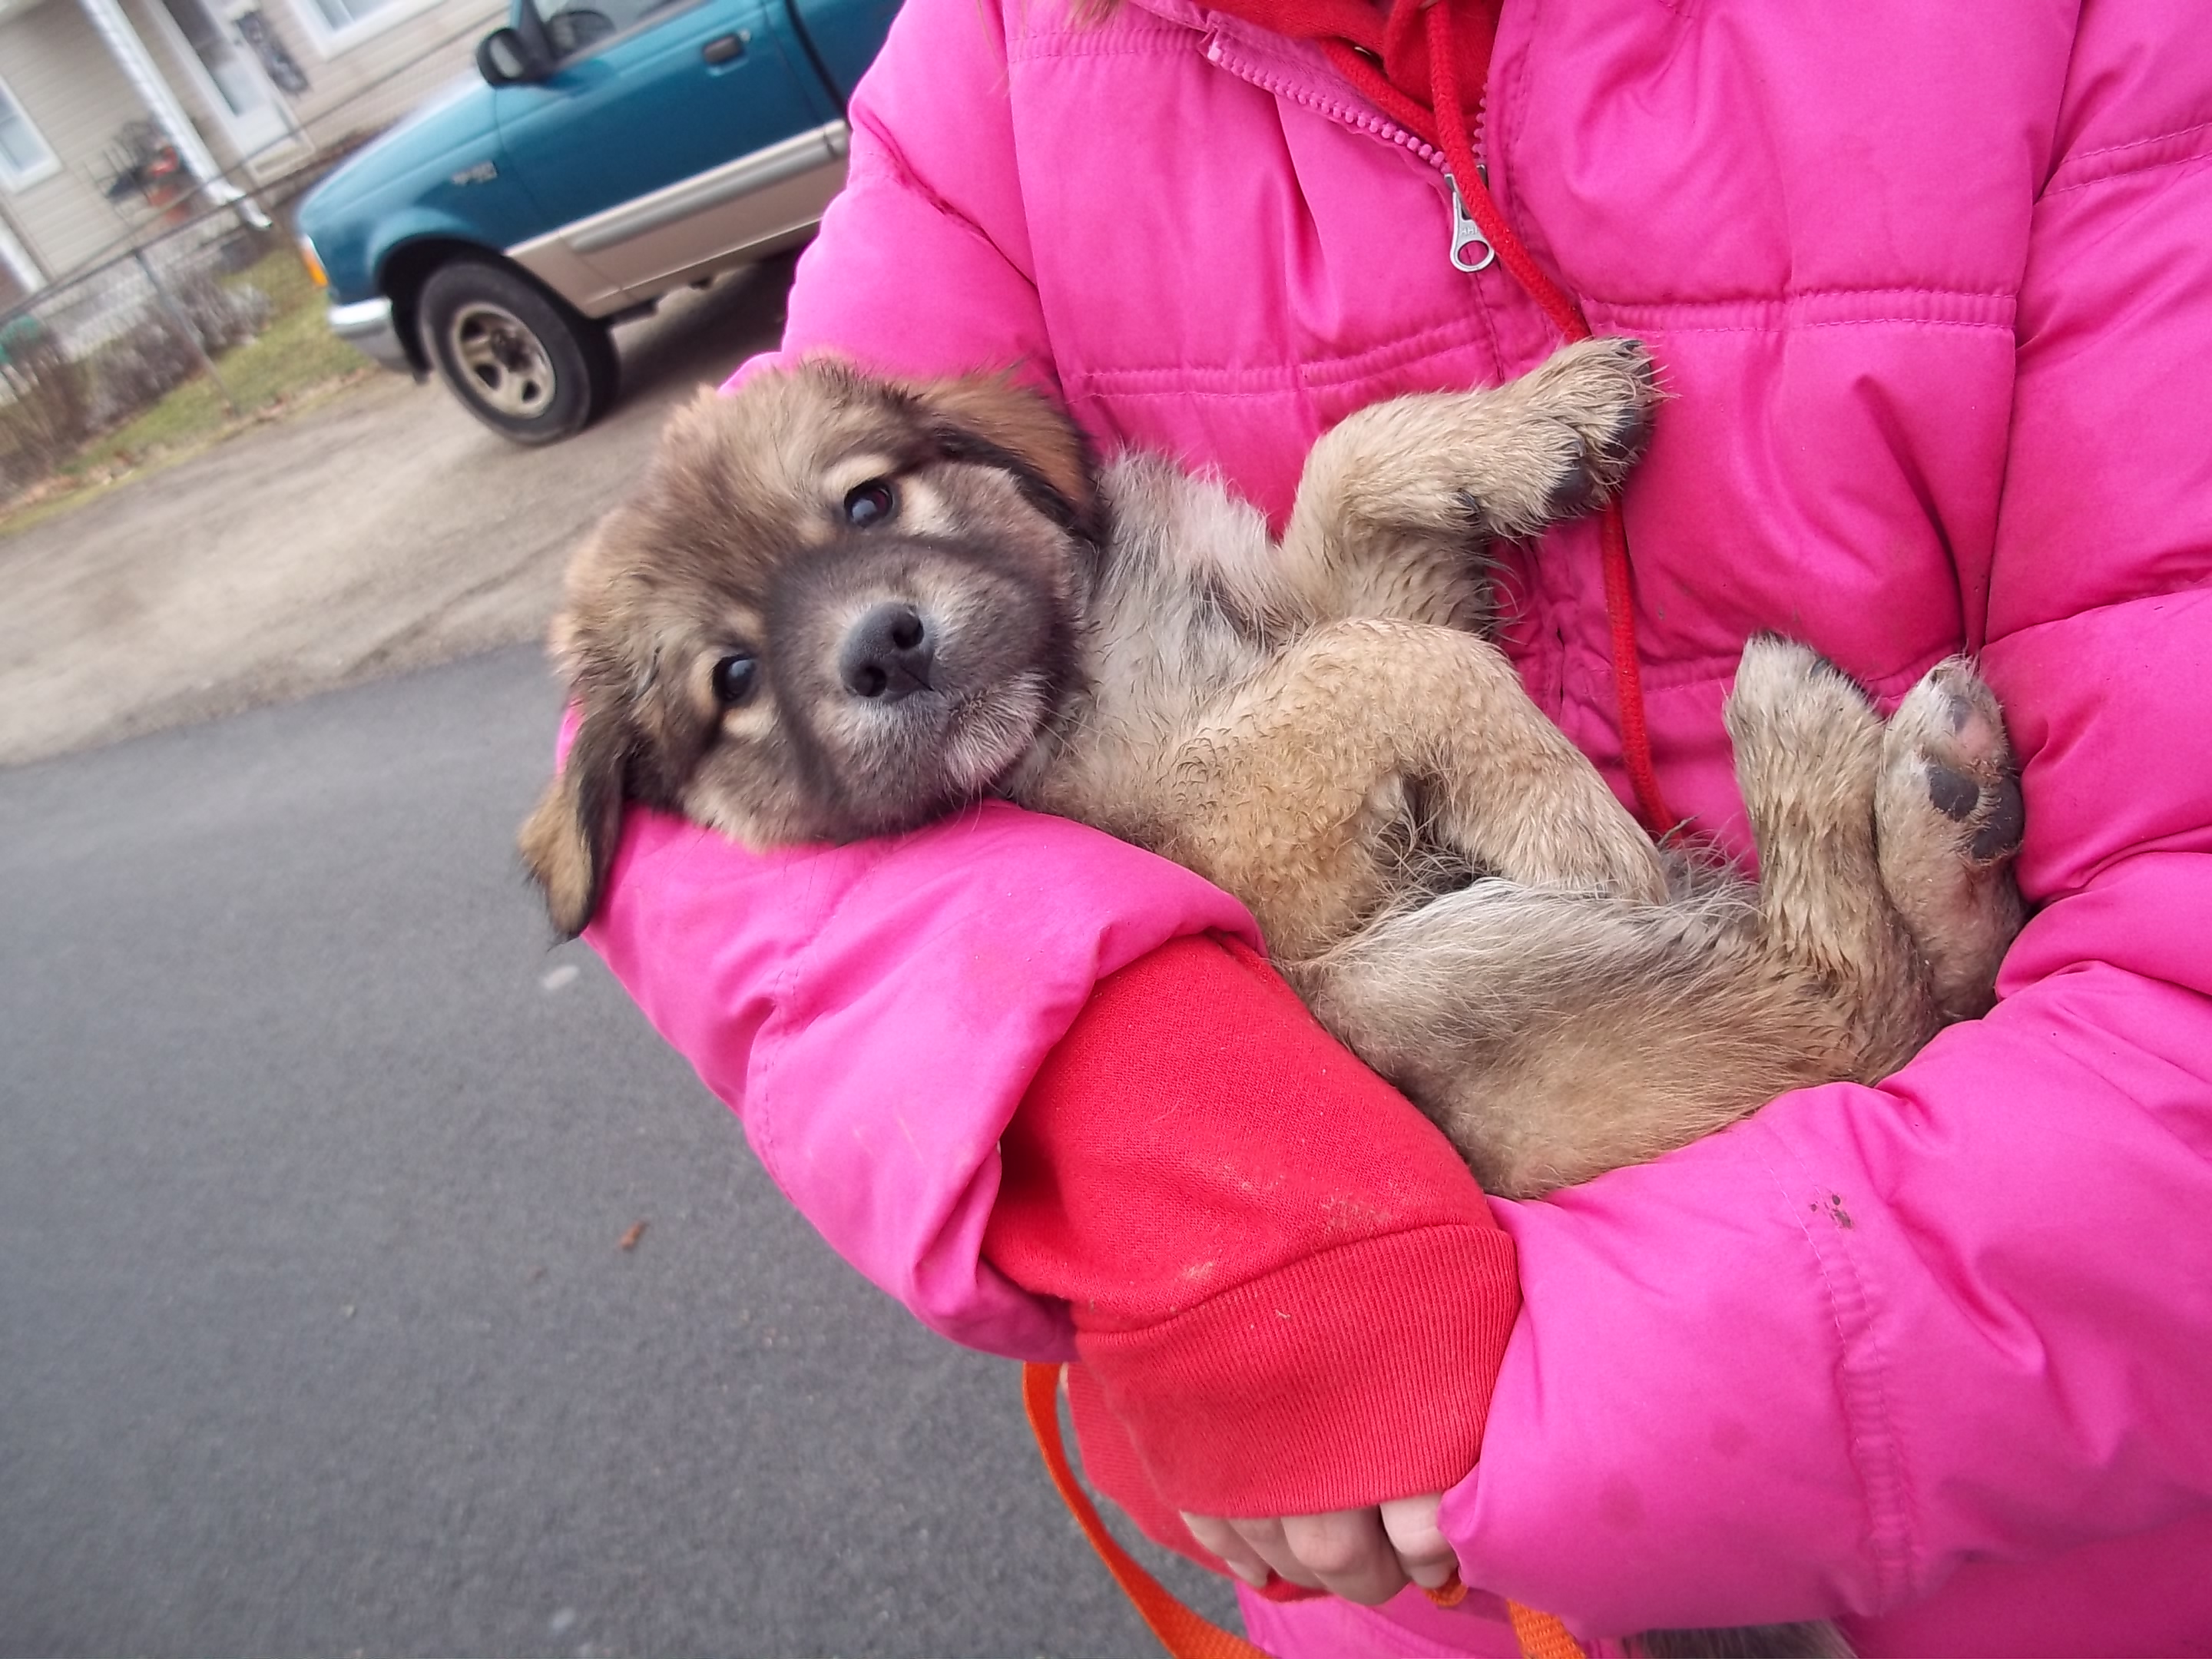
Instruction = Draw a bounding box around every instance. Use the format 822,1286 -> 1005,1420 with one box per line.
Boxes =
839,602 -> 937,701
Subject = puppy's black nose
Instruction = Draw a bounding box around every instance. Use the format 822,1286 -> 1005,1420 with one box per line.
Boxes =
839,603 -> 936,700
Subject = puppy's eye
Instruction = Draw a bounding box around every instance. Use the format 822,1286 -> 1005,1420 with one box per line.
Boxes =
843,480 -> 896,528
711,654 -> 758,707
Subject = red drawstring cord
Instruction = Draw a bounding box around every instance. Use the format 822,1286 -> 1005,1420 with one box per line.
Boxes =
1324,0 -> 1678,837
1030,13 -> 1671,1655
1594,508 -> 1672,836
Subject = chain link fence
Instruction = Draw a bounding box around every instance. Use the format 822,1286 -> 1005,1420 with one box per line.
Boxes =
0,6 -> 502,495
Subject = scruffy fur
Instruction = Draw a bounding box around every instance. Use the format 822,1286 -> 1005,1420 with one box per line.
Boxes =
523,342 -> 2023,1196
521,343 -> 2025,1657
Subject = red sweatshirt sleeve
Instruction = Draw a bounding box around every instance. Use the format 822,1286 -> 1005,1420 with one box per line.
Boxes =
983,933 -> 1520,1532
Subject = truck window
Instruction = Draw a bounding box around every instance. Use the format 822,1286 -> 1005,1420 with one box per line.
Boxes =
525,0 -> 697,61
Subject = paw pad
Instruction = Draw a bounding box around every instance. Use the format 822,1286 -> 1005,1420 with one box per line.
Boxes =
1969,773 -> 2025,862
1926,763 -> 1981,822
1889,659 -> 2022,872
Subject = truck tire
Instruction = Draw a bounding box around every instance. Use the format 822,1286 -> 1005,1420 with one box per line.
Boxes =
417,259 -> 618,445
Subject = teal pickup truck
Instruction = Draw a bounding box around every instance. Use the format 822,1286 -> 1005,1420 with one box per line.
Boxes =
295,0 -> 896,442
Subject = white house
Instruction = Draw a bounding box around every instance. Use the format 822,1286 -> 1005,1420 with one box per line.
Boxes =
0,0 -> 502,302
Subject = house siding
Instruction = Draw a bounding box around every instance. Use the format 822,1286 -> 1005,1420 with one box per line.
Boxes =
0,0 -> 159,275
0,0 -> 501,293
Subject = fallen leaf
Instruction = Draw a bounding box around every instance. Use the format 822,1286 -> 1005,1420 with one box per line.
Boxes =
618,1221 -> 647,1251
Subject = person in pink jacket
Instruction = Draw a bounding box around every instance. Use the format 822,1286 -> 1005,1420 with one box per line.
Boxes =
575,0 -> 2212,1651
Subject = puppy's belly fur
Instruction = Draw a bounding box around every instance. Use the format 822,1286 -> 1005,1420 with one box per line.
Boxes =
1002,453 -> 2011,1204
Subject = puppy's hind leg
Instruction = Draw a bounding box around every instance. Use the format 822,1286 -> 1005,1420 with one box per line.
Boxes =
1332,620 -> 1668,906
1161,620 -> 1667,959
1294,877 -> 1793,1197
1875,658 -> 2026,1021
1725,635 -> 1935,1077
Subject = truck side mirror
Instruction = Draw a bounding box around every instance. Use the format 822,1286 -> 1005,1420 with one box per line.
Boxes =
477,27 -> 549,85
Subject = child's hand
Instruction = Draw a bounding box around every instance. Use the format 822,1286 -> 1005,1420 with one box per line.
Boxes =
1180,1494 -> 1454,1604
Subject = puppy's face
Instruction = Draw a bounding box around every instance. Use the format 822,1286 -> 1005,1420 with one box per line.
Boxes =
519,362 -> 1100,936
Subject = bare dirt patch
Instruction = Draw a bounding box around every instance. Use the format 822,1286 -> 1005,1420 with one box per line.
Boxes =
0,261 -> 793,767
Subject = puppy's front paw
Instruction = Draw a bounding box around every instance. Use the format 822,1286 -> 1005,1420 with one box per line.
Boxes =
1330,340 -> 1661,548
1518,336 -> 1661,526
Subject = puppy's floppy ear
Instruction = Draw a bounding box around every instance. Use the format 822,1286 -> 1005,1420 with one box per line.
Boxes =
518,694 -> 637,939
909,373 -> 1104,545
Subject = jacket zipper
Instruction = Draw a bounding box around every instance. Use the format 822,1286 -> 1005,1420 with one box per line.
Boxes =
1200,32 -> 1494,274
1446,167 -> 1495,271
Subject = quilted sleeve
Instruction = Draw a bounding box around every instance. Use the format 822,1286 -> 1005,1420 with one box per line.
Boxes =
584,802 -> 1257,1359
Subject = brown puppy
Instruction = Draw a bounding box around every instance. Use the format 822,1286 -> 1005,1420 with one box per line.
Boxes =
523,344 -> 2022,1198
521,348 -> 2024,1658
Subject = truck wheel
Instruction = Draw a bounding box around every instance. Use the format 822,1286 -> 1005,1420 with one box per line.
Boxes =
417,260 -> 618,445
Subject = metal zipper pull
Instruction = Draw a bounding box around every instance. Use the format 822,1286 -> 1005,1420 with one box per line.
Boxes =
1446,169 -> 1495,273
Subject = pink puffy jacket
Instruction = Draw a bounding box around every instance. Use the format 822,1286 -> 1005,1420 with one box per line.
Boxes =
581,0 -> 2212,1651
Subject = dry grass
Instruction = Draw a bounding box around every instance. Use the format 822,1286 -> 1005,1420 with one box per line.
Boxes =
1,245 -> 379,536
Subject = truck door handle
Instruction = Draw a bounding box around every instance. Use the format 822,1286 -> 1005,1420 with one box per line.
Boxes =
701,30 -> 747,63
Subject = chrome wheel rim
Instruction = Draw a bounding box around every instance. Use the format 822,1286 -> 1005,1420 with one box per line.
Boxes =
448,301 -> 555,418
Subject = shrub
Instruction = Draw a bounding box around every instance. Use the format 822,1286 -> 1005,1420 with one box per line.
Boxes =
76,275 -> 274,430
0,320 -> 92,487
84,318 -> 206,429
168,270 -> 273,355
0,251 -> 282,491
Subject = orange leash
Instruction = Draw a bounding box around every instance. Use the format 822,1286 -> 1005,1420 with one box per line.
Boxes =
1022,1362 -> 1275,1659
1512,1601 -> 1594,1659
1021,1363 -> 1588,1659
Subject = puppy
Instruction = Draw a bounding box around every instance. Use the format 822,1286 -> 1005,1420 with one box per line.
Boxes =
522,345 -> 2025,1658
523,343 -> 2022,1197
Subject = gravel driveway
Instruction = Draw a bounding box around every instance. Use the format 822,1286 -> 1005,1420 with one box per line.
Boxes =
0,260 -> 795,767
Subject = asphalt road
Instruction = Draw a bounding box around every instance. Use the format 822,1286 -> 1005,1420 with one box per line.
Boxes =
0,644 -> 1241,1657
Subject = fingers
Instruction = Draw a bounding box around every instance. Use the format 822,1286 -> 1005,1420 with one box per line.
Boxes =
1379,1493 -> 1456,1590
1221,1517 -> 1323,1591
1182,1511 -> 1333,1592
1280,1508 -> 1409,1604
1179,1512 -> 1275,1590
1182,1507 -> 1429,1605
